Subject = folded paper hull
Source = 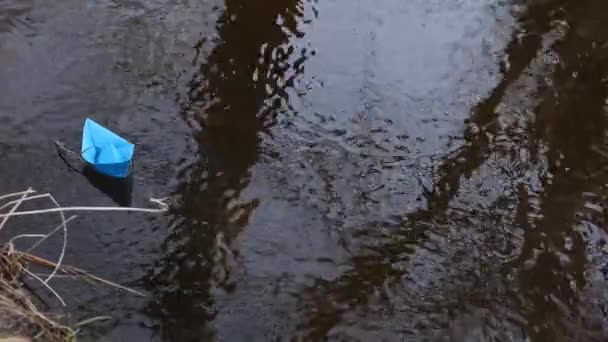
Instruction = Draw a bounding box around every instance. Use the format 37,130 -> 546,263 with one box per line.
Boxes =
81,118 -> 135,179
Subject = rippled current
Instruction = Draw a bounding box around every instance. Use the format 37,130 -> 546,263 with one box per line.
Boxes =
2,0 -> 608,341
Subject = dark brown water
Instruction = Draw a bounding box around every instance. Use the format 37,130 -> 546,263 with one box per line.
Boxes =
2,0 -> 608,341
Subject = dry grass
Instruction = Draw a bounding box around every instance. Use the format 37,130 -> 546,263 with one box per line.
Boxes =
0,188 -> 168,341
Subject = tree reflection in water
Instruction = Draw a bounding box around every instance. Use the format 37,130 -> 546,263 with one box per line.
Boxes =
146,0 -> 312,340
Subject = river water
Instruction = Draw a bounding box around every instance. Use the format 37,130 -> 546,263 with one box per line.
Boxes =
1,0 -> 608,341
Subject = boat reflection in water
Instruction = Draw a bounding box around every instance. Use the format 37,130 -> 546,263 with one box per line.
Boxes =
82,164 -> 133,207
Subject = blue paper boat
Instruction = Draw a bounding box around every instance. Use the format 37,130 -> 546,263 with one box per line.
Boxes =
81,118 -> 134,178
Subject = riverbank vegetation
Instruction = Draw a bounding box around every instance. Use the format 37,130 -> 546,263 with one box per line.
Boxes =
0,189 -> 167,341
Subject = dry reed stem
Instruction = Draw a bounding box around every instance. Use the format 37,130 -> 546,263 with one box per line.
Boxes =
0,189 -> 30,232
0,255 -> 73,340
0,189 -> 36,202
35,193 -> 68,285
0,194 -> 52,212
0,336 -> 32,341
0,191 -> 75,288
26,216 -> 77,253
0,201 -> 169,217
0,188 -> 167,340
17,252 -> 145,297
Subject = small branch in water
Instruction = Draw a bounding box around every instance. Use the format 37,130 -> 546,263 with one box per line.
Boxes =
22,269 -> 66,307
74,315 -> 113,329
0,188 -> 31,232
17,252 -> 146,297
0,189 -> 36,202
0,187 -> 165,339
0,198 -> 169,218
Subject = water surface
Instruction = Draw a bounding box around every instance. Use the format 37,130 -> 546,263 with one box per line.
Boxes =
1,0 -> 608,341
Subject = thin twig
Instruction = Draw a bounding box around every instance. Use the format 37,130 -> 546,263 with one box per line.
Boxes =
41,193 -> 69,285
22,269 -> 66,307
0,194 -> 53,212
54,141 -> 83,159
17,252 -> 146,297
55,141 -> 87,174
9,234 -> 47,245
0,279 -> 73,337
32,273 -> 86,279
74,315 -> 112,328
0,191 -> 74,284
0,200 -> 169,218
68,268 -> 146,297
0,189 -> 36,202
26,216 -> 77,253
0,188 -> 31,232
0,187 -> 165,337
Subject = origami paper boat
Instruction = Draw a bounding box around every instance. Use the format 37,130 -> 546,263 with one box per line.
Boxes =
81,118 -> 134,178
